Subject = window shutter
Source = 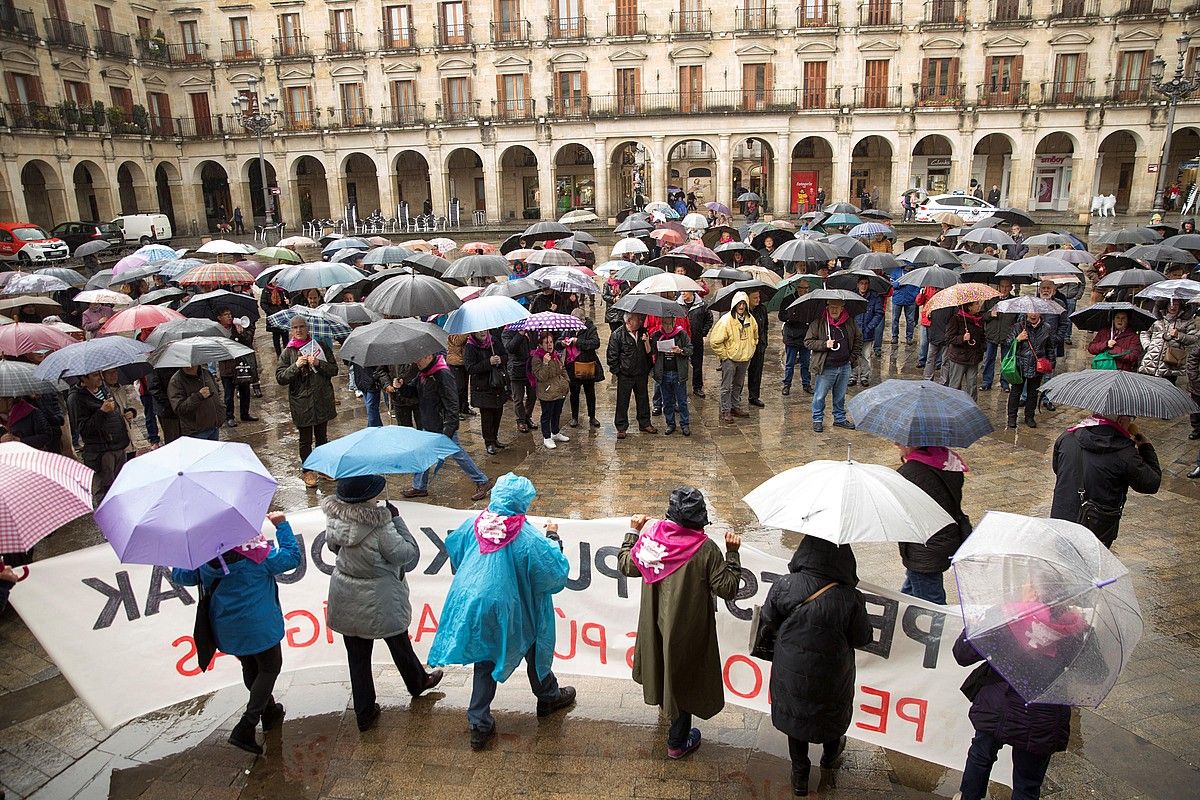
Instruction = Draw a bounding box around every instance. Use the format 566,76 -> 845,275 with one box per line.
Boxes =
764,62 -> 774,96
441,77 -> 449,110
580,70 -> 587,98
523,72 -> 530,110
553,71 -> 561,109
496,73 -> 504,112
920,57 -> 930,88
1075,52 -> 1087,83
1013,54 -> 1023,85
949,57 -> 960,95
3,73 -> 18,105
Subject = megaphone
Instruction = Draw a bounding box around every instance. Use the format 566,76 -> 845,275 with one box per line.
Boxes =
234,316 -> 251,329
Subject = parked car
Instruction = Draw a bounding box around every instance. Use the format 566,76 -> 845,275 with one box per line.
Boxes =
112,213 -> 173,245
0,222 -> 70,264
50,221 -> 125,255
914,194 -> 999,224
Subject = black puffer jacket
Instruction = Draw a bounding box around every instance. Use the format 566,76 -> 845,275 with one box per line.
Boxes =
780,307 -> 807,349
896,457 -> 969,574
502,328 -> 534,381
567,317 -> 605,383
1002,318 -> 1056,380
463,333 -> 509,408
688,300 -> 713,342
763,538 -> 871,743
750,303 -> 769,353
415,363 -> 459,437
68,386 -> 130,453
1050,423 -> 1161,546
148,368 -> 179,422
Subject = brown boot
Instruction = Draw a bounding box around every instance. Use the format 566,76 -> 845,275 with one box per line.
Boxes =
731,408 -> 750,418
721,412 -> 734,424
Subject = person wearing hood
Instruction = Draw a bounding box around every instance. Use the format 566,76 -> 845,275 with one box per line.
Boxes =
1183,218 -> 1197,235
402,352 -> 491,501
619,488 -> 742,760
944,300 -> 987,400
650,314 -> 693,436
1139,300 -> 1192,381
896,445 -> 972,605
708,291 -> 758,424
322,475 -> 444,732
1050,415 -> 1161,547
607,311 -> 656,438
805,298 -> 860,433
1086,310 -> 1143,372
427,473 -> 575,750
171,512 -> 301,755
763,537 -> 872,796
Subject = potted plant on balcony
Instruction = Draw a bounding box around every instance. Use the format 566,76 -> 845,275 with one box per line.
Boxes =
60,100 -> 79,131
32,106 -> 52,129
107,105 -> 126,133
91,100 -> 106,130
131,104 -> 149,133
148,28 -> 166,55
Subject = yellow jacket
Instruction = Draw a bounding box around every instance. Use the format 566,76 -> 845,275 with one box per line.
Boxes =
708,292 -> 758,362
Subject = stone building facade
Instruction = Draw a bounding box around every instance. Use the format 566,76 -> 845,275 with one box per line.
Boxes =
2,0 -> 1200,233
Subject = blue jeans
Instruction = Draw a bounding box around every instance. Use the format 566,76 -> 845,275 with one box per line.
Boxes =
959,730 -> 1052,800
918,326 -> 929,363
981,342 -> 1009,390
783,345 -> 811,388
139,390 -> 160,444
660,371 -> 689,427
892,304 -> 916,342
872,318 -> 885,354
900,569 -> 946,605
412,432 -> 487,491
811,362 -> 850,423
362,389 -> 382,427
188,428 -> 220,441
468,644 -> 560,732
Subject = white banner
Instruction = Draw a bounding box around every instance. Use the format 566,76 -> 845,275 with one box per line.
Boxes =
11,503 -> 1001,782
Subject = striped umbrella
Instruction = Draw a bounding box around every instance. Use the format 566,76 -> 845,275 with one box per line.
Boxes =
847,379 -> 994,448
1041,369 -> 1200,419
0,359 -> 59,396
98,305 -> 186,335
176,263 -> 256,287
0,442 -> 94,552
924,282 -> 1001,313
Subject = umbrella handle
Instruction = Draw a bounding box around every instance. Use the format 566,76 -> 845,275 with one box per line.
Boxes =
829,341 -> 840,351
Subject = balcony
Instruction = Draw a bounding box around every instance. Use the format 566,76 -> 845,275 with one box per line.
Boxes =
146,116 -> 177,138
5,102 -> 65,131
799,85 -> 842,109
1040,79 -> 1095,104
220,39 -> 259,61
0,7 -> 37,39
380,26 -> 417,51
547,96 -> 589,119
859,2 -> 902,28
435,23 -> 472,48
914,82 -> 965,107
543,89 -> 832,119
491,20 -> 530,44
325,30 -> 362,55
176,114 -> 231,139
1107,78 -> 1153,104
93,29 -> 133,58
919,0 -> 965,28
989,0 -> 1032,24
1050,0 -> 1100,19
852,85 -> 902,108
439,99 -> 481,123
277,111 -> 320,132
547,16 -> 586,41
976,80 -> 1029,106
669,10 -> 711,37
381,104 -> 426,126
494,98 -> 536,122
797,3 -> 839,29
1117,0 -> 1169,17
43,17 -> 87,49
606,13 -> 647,38
329,106 -> 372,129
273,34 -> 311,59
735,6 -> 776,32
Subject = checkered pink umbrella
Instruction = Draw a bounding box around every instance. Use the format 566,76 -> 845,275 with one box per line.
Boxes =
175,263 -> 256,287
0,442 -> 94,552
98,305 -> 186,335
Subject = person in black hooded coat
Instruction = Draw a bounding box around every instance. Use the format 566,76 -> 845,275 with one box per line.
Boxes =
762,537 -> 871,797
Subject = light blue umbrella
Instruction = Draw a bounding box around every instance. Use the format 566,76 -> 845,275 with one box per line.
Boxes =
443,296 -> 530,334
265,306 -> 353,343
332,248 -> 366,264
322,237 -> 370,255
33,337 -> 153,380
362,246 -> 415,267
303,426 -> 460,478
847,222 -> 895,240
133,244 -> 180,264
158,258 -> 205,280
272,262 -> 364,291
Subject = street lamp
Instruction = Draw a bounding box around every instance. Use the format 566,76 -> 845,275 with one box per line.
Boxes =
232,78 -> 280,226
1150,33 -> 1200,214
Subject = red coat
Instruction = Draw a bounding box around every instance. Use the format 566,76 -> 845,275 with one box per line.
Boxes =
1086,327 -> 1142,371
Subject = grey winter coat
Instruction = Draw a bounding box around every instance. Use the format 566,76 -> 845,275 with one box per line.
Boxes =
322,497 -> 420,639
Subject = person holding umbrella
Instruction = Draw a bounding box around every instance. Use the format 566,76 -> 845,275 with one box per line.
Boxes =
805,297 -> 860,433
1004,313 -> 1056,429
650,314 -> 693,436
980,278 -> 1015,392
709,291 -> 757,425
464,328 -> 509,454
276,316 -> 339,486
214,307 -> 258,428
747,289 -> 770,407
895,444 -> 972,605
944,301 -> 987,400
530,332 -> 570,450
503,326 -> 537,434
170,511 -> 301,755
322,475 -> 444,732
69,371 -> 130,503
619,488 -> 742,760
1085,310 -> 1143,371
168,362 -> 223,440
565,304 -> 604,429
780,281 -> 814,396
850,277 -> 883,388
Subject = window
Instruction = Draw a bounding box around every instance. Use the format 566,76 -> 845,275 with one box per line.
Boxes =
189,92 -> 211,134
741,0 -> 768,28
383,5 -> 413,48
390,79 -> 418,121
330,8 -> 355,50
283,86 -> 313,127
1051,52 -> 1086,100
994,0 -> 1020,19
180,21 -> 202,60
1115,50 -> 1148,99
679,64 -> 703,113
48,0 -> 69,20
929,0 -> 955,23
440,2 -> 466,44
802,61 -> 828,108
984,55 -> 1022,101
229,17 -> 252,56
277,13 -> 302,55
498,73 -> 529,118
1059,0 -> 1085,14
64,79 -> 91,106
799,0 -> 830,25
147,91 -> 172,134
920,57 -> 959,103
741,63 -> 771,110
865,0 -> 892,25
110,86 -> 134,117
444,76 -> 471,118
863,58 -> 889,107
554,0 -> 583,36
497,0 -> 523,40
678,0 -> 703,32
137,16 -> 150,38
94,4 -> 112,30
4,72 -> 44,105
616,67 -> 640,113
339,83 -> 366,125
555,70 -> 584,115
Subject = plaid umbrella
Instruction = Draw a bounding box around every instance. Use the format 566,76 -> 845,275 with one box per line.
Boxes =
33,337 -> 153,380
0,322 -> 77,357
847,379 -> 994,448
0,359 -> 58,396
3,274 -> 69,295
157,258 -> 205,280
176,263 -> 255,287
506,311 -> 586,333
0,442 -> 94,552
266,306 -> 353,342
1041,370 -> 1200,419
527,266 -> 598,294
98,305 -> 185,335
847,222 -> 895,240
924,282 -> 1001,313
132,244 -> 180,264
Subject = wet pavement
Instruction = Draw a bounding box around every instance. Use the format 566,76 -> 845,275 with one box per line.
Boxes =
3,244 -> 1200,798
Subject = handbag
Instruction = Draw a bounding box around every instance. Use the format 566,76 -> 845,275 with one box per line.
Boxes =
1035,356 -> 1055,375
748,581 -> 838,662
1000,340 -> 1022,386
1090,351 -> 1127,371
1163,345 -> 1187,368
233,359 -> 255,385
1070,436 -> 1123,547
193,577 -> 223,672
572,360 -> 597,381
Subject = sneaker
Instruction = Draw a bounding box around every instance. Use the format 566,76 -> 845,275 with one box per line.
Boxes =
681,426 -> 691,436
536,686 -> 577,717
552,432 -> 570,442
812,421 -> 824,432
833,420 -> 856,430
664,426 -> 676,435
357,703 -> 382,732
667,728 -> 702,760
544,437 -> 557,449
470,725 -> 496,751
652,406 -> 663,416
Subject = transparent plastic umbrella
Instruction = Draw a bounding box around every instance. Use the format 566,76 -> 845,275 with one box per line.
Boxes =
952,511 -> 1143,707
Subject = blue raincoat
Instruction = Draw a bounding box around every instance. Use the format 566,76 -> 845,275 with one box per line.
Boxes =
428,473 -> 569,682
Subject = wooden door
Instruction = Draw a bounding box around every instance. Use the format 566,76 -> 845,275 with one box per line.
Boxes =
679,65 -> 703,113
803,60 -> 827,108
863,59 -> 889,107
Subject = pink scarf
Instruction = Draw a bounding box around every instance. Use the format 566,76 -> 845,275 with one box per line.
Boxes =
659,322 -> 686,341
471,332 -> 493,350
904,446 -> 969,473
287,336 -> 311,350
1003,601 -> 1086,658
825,307 -> 849,327
418,354 -> 449,381
233,535 -> 272,564
527,345 -> 559,388
474,510 -> 525,553
1067,415 -> 1133,439
631,519 -> 708,584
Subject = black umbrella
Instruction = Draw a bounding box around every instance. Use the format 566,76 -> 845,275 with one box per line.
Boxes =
403,252 -> 450,276
969,216 -> 1005,230
1041,369 -> 1199,420
785,288 -> 867,324
481,277 -> 541,299
144,318 -> 228,347
522,221 -> 573,242
708,280 -> 777,313
848,252 -> 902,273
552,236 -> 593,256
826,269 -> 890,293
959,261 -> 1011,283
700,267 -> 752,282
1095,268 -> 1165,290
138,287 -> 186,306
363,273 -> 462,318
499,233 -> 528,255
442,255 -> 510,281
897,245 -> 961,268
614,217 -> 654,236
612,293 -> 688,318
648,253 -> 702,279
897,266 -> 960,289
1093,228 -> 1159,246
714,241 -> 759,264
903,237 -> 938,250
824,202 -> 860,214
1161,233 -> 1200,250
822,234 -> 871,259
859,209 -> 894,221
340,319 -> 449,367
772,238 -> 838,264
988,208 -> 1035,226
1148,223 -> 1179,239
1123,243 -> 1197,265
996,256 -> 1083,283
568,230 -> 599,245
750,229 -> 794,250
701,225 -> 740,247
179,290 -> 260,322
1069,302 -> 1156,333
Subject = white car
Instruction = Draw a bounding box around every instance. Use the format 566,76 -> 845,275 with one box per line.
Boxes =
112,213 -> 173,245
914,194 -> 999,224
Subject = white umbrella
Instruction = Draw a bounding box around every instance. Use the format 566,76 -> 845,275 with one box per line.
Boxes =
610,238 -> 649,257
560,209 -> 599,224
739,266 -> 783,287
682,213 -> 709,230
73,289 -> 134,306
742,459 -> 954,544
276,236 -> 318,248
429,237 -> 457,253
629,272 -> 703,295
196,239 -> 255,255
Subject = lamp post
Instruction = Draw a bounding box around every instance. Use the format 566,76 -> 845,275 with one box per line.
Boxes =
1150,33 -> 1200,215
232,78 -> 279,226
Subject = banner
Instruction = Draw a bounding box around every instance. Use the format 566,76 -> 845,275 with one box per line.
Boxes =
10,503 -> 1004,783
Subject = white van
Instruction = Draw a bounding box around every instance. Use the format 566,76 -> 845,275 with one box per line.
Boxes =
112,213 -> 173,244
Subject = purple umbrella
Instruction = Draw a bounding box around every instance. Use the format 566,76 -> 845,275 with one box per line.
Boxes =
112,255 -> 150,276
94,438 -> 278,569
505,311 -> 585,333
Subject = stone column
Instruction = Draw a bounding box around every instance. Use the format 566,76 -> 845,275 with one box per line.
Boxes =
482,144 -> 501,224
538,142 -> 555,221
325,152 -> 348,221
2,159 -> 28,221
1129,153 -> 1156,215
375,151 -> 395,224
773,132 -> 790,217
57,159 -> 82,223
651,136 -> 667,202
890,157 -> 911,212
428,147 -> 447,218
1068,131 -> 1098,219
832,134 -> 852,201
593,138 -> 609,223
716,133 -> 732,209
